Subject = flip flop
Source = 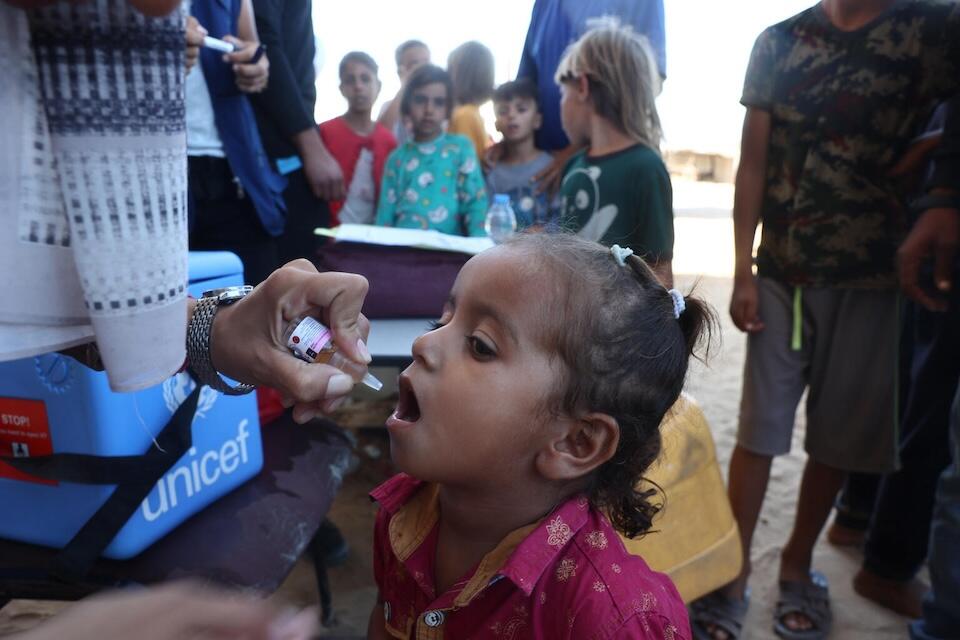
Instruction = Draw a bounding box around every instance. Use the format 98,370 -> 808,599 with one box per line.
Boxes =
773,571 -> 832,640
689,589 -> 750,640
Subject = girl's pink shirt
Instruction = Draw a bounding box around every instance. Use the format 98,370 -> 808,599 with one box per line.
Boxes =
371,473 -> 691,639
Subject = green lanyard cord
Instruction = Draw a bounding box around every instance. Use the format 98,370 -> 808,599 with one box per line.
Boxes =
791,286 -> 802,351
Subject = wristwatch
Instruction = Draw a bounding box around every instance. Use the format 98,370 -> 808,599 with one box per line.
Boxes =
186,285 -> 256,395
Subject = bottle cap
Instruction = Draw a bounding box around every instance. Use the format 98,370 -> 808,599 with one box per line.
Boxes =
361,372 -> 383,391
493,193 -> 511,205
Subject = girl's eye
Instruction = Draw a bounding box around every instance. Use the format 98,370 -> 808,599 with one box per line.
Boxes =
468,336 -> 496,358
427,319 -> 445,332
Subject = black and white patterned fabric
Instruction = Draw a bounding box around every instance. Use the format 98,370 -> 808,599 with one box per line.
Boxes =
0,0 -> 189,392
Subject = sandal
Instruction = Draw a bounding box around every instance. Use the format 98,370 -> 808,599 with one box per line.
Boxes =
689,589 -> 750,640
773,571 -> 832,640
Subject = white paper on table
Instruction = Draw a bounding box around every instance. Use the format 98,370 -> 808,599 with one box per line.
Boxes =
315,224 -> 495,256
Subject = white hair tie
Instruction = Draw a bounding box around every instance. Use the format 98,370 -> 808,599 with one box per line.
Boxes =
610,244 -> 634,266
668,289 -> 685,319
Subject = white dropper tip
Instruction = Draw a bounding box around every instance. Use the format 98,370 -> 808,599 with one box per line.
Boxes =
361,372 -> 383,391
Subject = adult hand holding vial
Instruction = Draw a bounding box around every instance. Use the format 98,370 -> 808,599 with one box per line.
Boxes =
207,259 -> 372,423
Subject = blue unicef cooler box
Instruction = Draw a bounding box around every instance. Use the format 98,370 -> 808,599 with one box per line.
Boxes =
0,252 -> 262,559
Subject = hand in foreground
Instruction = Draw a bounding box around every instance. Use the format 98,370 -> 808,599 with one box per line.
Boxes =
14,582 -> 317,640
185,16 -> 206,74
222,35 -> 269,93
211,260 -> 371,422
898,206 -> 959,311
729,272 -> 765,333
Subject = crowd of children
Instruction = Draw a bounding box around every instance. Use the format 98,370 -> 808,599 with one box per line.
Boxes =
315,19 -> 674,288
175,1 -> 959,639
310,6 -> 960,640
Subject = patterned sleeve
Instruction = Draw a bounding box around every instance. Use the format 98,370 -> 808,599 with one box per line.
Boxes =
375,150 -> 401,227
741,27 -> 779,110
456,143 -> 490,237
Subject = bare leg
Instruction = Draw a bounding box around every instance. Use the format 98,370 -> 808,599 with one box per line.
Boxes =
723,445 -> 774,598
700,445 -> 774,640
778,458 -> 846,632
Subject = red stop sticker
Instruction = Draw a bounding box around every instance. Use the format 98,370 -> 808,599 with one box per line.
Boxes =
0,397 -> 56,485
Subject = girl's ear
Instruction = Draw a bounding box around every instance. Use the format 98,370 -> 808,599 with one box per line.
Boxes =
533,111 -> 543,131
535,412 -> 619,482
576,74 -> 591,102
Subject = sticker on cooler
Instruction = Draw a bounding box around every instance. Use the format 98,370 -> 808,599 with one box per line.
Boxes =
0,397 -> 56,485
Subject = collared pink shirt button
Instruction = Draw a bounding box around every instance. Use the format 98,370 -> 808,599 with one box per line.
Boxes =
423,610 -> 445,627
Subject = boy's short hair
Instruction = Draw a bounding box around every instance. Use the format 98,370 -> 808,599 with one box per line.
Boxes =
339,51 -> 379,79
447,41 -> 495,106
400,64 -> 453,119
492,78 -> 540,109
395,39 -> 428,67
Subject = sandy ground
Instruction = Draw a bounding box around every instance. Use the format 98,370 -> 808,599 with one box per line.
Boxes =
0,180 -> 915,639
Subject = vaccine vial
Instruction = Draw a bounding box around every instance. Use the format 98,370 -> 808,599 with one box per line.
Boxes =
283,316 -> 383,391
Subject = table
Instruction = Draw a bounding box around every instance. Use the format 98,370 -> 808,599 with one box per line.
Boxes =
0,415 -> 351,603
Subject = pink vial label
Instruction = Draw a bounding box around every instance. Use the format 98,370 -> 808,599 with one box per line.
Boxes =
287,318 -> 333,362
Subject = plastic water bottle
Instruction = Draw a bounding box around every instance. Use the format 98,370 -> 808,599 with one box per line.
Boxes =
484,193 -> 517,244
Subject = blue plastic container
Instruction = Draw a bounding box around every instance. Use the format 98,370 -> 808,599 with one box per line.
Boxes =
0,252 -> 262,559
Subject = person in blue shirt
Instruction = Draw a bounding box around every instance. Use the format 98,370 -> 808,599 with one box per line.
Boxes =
186,0 -> 286,285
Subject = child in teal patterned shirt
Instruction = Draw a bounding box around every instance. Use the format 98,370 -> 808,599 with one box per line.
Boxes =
375,65 -> 488,236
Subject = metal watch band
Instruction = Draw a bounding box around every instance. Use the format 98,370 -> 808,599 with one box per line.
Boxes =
186,295 -> 256,395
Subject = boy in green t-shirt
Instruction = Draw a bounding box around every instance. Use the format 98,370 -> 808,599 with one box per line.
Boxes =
555,21 -> 673,286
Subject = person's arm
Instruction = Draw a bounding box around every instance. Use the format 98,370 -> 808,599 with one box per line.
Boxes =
377,97 -> 402,134
729,28 -> 776,332
729,108 -> 772,332
374,154 -> 400,227
534,143 -> 585,196
459,149 -> 490,237
898,94 -> 960,311
377,58 -> 420,134
250,0 -> 343,200
13,582 -> 316,640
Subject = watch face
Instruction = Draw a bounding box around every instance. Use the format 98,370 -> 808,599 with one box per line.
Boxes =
202,286 -> 253,303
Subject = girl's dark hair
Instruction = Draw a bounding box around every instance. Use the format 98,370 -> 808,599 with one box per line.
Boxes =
507,233 -> 716,538
400,64 -> 453,119
447,41 -> 495,106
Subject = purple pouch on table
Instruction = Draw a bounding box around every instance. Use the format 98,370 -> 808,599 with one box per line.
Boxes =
315,242 -> 469,318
